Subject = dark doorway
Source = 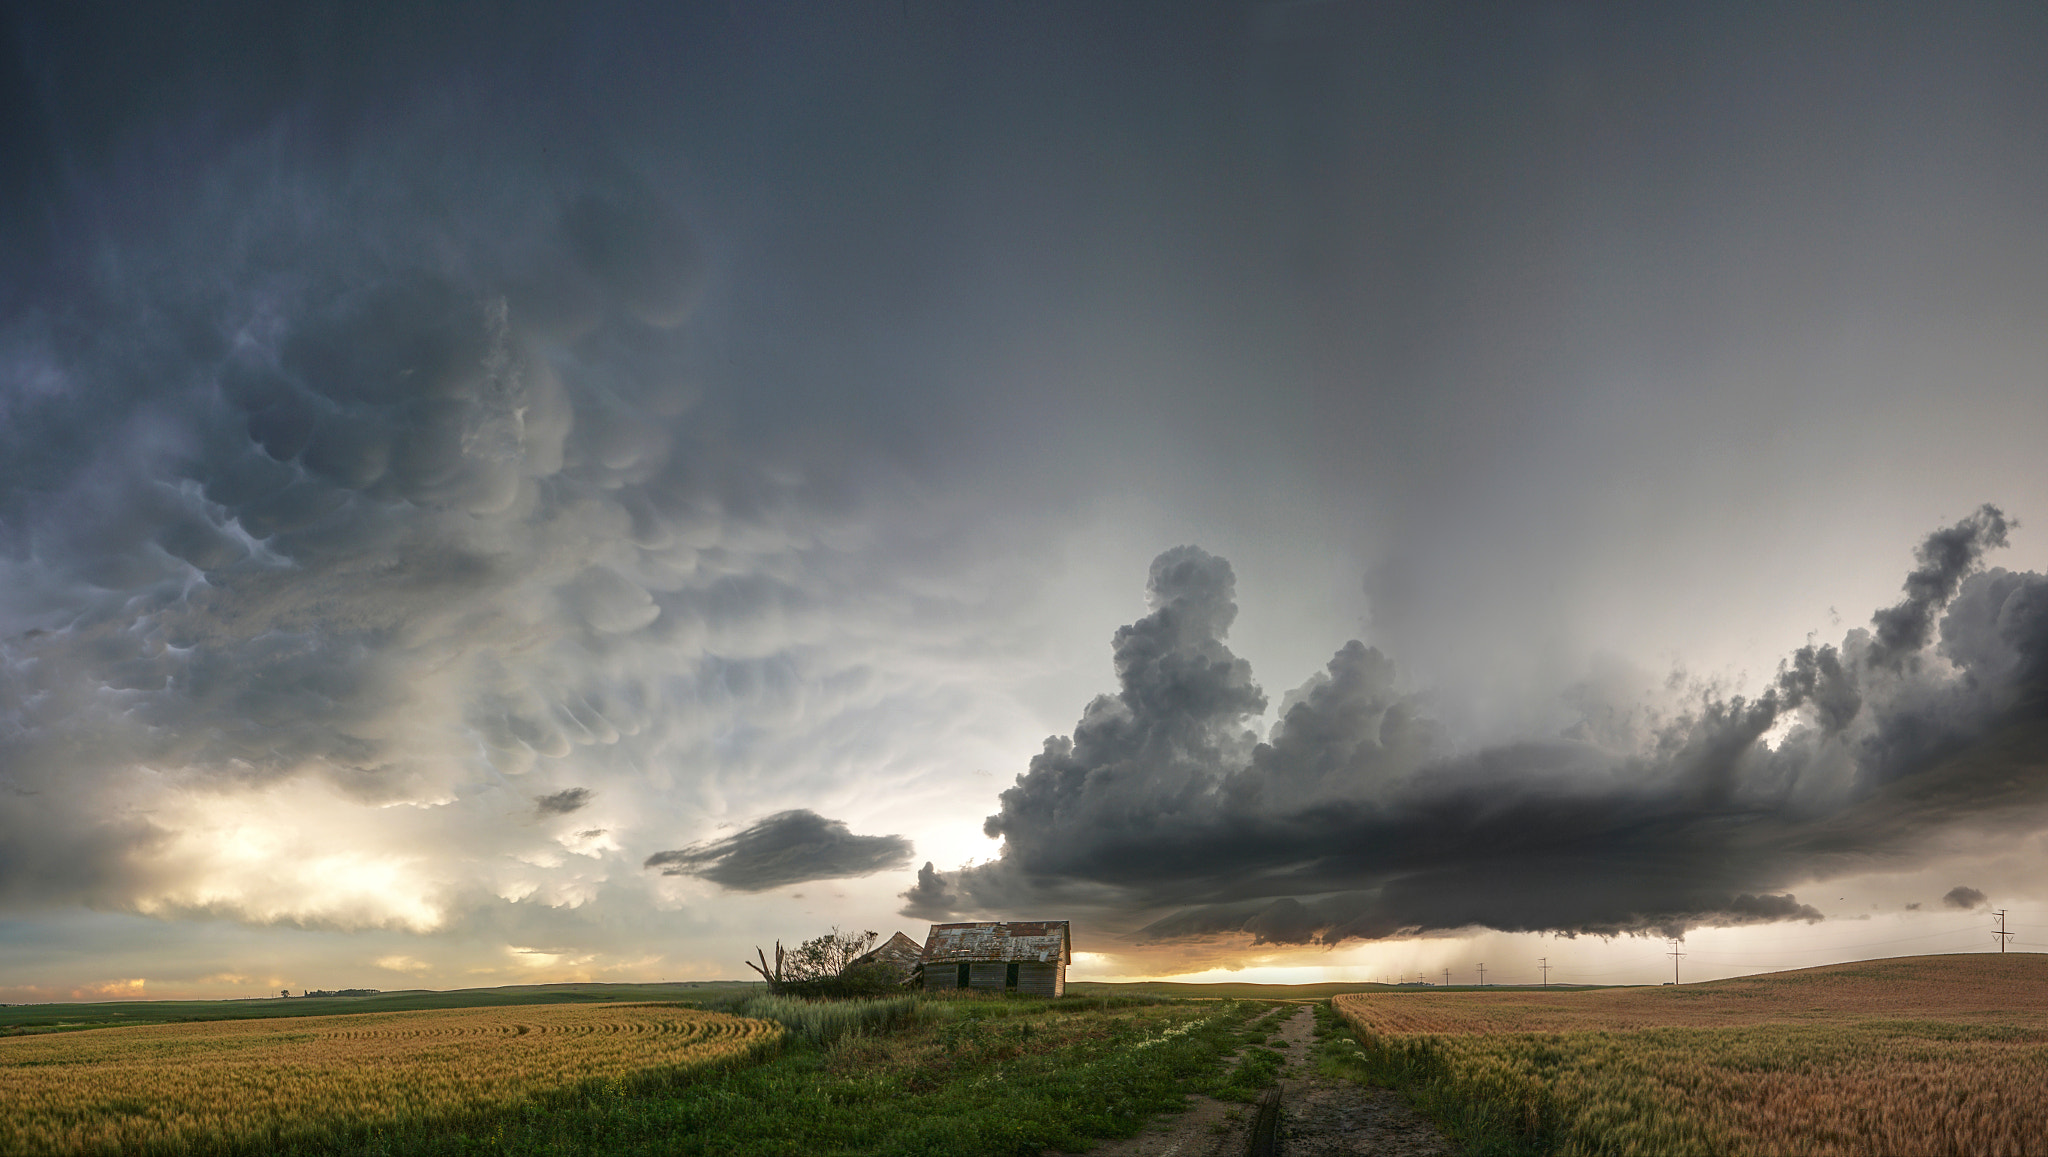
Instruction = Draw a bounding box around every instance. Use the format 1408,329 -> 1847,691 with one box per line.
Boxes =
956,962 -> 970,988
1005,962 -> 1019,989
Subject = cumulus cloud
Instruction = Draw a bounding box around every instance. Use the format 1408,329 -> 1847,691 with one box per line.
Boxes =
1867,507 -> 2012,669
644,810 -> 913,892
906,511 -> 2048,945
1943,886 -> 1988,910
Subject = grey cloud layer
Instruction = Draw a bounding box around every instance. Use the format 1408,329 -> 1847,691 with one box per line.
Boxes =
6,2 -> 2048,983
643,809 -> 912,893
0,58 -> 965,928
905,512 -> 2048,944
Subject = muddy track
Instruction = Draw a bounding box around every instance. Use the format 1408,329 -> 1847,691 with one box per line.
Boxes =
1273,1005 -> 1458,1157
1074,1005 -> 1456,1157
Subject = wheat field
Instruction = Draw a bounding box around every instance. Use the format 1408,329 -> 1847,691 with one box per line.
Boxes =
0,1002 -> 778,1155
1332,954 -> 2048,1157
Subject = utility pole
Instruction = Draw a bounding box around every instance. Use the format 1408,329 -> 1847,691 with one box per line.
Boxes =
1994,910 -> 2015,952
1443,968 -> 1450,987
1666,939 -> 1685,984
1476,963 -> 1486,986
1539,957 -> 1550,988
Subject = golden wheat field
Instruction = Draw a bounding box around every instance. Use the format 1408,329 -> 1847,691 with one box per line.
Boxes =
0,1002 -> 779,1155
1334,954 -> 2048,1157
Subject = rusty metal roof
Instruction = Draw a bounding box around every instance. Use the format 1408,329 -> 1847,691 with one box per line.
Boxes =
919,920 -> 1071,965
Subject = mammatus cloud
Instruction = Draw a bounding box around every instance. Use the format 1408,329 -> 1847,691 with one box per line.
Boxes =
905,510 -> 2048,945
0,173 -> 694,925
535,789 -> 594,817
1943,886 -> 1988,910
645,810 -> 913,892
0,103 -> 934,934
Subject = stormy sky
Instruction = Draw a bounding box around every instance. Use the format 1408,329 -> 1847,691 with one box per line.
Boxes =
4,2 -> 2048,999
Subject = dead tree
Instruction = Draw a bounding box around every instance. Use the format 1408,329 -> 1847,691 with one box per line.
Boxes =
744,941 -> 787,992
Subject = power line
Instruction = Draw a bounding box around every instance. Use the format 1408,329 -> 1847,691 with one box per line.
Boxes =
1666,939 -> 1686,985
1994,910 -> 2015,953
1503,918 -> 2032,988
1476,962 -> 1486,986
1539,957 -> 1550,988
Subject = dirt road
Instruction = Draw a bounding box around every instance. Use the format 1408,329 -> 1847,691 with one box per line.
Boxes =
1077,1005 -> 1456,1156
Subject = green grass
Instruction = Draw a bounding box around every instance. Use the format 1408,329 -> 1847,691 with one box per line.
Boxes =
207,995 -> 1286,1156
717,992 -> 935,1046
1215,1045 -> 1287,1103
0,991 -> 1289,1155
0,980 -> 1607,1038
1202,1000 -> 1296,1104
0,982 -> 763,1037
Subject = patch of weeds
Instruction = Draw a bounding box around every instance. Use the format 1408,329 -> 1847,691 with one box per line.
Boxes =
1215,1045 -> 1287,1103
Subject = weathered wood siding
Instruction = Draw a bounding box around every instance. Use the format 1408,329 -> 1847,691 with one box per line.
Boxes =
1016,960 -> 1060,997
915,920 -> 1072,998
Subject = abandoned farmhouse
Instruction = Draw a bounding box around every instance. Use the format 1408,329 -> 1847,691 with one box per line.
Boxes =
913,920 -> 1071,997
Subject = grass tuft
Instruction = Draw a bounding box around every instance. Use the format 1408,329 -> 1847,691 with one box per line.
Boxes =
719,992 -> 932,1046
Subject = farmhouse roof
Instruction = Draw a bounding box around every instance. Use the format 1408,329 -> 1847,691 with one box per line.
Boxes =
919,920 -> 1071,965
848,931 -> 924,974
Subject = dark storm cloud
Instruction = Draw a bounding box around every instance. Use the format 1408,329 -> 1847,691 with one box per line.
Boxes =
0,3 -> 955,921
1867,507 -> 2012,669
534,789 -> 594,817
1943,886 -> 1987,910
0,158 -> 719,904
644,810 -> 912,892
6,0 -> 2048,984
906,512 -> 2048,944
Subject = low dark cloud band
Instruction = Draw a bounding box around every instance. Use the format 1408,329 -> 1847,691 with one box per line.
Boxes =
647,810 -> 912,892
905,512 -> 2048,946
